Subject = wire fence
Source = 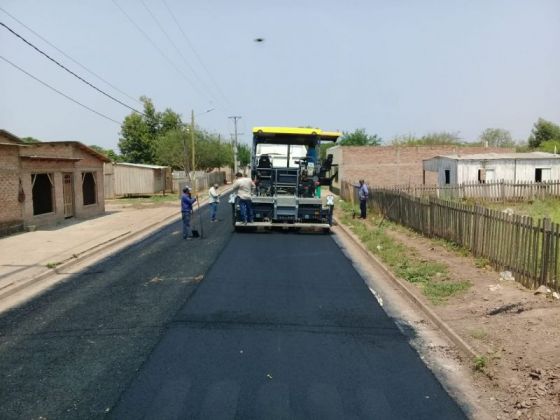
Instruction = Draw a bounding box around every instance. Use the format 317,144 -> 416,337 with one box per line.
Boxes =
340,181 -> 560,291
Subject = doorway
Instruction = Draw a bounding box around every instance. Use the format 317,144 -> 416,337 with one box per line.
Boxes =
63,173 -> 74,218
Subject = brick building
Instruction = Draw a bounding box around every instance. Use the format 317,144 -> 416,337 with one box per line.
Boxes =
329,145 -> 515,190
0,129 -> 110,236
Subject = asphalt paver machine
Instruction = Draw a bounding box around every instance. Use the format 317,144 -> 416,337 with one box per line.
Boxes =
230,127 -> 340,231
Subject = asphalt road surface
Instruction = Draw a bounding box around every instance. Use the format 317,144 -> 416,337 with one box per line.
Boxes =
0,201 -> 466,419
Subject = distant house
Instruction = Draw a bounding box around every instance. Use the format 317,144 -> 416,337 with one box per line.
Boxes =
328,145 -> 515,192
0,129 -> 109,236
422,152 -> 560,186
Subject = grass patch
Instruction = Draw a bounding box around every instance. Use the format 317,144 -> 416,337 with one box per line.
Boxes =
336,202 -> 471,304
470,329 -> 488,340
109,194 -> 179,205
474,257 -> 491,269
423,280 -> 471,304
431,237 -> 470,257
488,198 -> 560,224
46,262 -> 60,269
473,355 -> 487,372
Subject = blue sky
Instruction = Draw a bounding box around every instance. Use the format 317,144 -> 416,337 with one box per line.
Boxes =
1,0 -> 559,150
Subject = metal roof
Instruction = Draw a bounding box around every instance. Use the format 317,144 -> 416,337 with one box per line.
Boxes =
252,127 -> 342,140
115,162 -> 169,169
427,152 -> 560,161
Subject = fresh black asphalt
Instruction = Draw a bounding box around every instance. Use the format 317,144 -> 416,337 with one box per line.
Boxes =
0,201 -> 466,419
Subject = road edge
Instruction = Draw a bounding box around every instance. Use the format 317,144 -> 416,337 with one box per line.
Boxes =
333,218 -> 479,360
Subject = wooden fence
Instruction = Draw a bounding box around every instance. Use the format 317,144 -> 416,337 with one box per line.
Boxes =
380,180 -> 560,202
340,181 -> 560,291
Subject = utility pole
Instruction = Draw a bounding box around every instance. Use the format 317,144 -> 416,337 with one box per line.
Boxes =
229,116 -> 241,174
191,109 -> 196,174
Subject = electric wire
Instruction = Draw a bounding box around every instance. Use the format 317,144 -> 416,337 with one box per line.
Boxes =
0,55 -> 121,125
140,0 -> 220,105
161,0 -> 232,108
0,21 -> 144,116
0,5 -> 142,106
111,0 -> 207,99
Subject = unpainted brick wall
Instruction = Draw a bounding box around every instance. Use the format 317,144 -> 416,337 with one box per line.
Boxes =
0,146 -> 23,232
334,145 -> 515,188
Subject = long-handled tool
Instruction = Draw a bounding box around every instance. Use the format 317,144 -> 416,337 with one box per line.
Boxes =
197,196 -> 204,238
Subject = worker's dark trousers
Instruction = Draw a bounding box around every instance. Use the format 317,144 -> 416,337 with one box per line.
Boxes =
360,200 -> 367,219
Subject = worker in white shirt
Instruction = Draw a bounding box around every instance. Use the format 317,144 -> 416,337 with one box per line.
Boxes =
208,183 -> 220,222
232,172 -> 255,224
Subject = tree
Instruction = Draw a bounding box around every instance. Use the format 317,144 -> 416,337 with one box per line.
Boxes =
154,128 -> 189,170
118,97 -> 183,163
479,128 -> 514,147
89,145 -> 123,162
20,136 -> 41,143
237,143 -> 251,169
391,131 -> 461,146
528,118 -> 560,149
118,113 -> 153,163
339,128 -> 381,146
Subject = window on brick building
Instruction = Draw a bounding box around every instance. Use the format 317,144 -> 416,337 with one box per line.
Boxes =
82,172 -> 97,205
32,173 -> 54,215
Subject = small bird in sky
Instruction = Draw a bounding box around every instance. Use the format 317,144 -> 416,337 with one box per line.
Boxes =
254,37 -> 265,43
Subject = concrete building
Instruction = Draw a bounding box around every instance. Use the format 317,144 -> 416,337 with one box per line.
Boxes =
329,145 -> 514,191
423,152 -> 560,186
0,129 -> 109,236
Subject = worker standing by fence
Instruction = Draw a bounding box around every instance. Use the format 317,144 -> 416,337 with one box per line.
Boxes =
358,179 -> 369,219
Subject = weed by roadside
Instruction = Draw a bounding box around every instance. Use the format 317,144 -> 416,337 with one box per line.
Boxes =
336,201 -> 471,304
469,328 -> 488,340
107,194 -> 179,205
46,262 -> 60,269
473,355 -> 487,372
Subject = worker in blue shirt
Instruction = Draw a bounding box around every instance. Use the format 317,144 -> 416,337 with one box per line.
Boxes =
181,186 -> 197,239
358,179 -> 368,219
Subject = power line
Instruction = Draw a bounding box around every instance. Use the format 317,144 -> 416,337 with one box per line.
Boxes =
0,5 -> 142,106
161,0 -> 232,108
0,21 -> 144,116
140,0 -> 219,105
111,0 -> 207,99
0,55 -> 121,125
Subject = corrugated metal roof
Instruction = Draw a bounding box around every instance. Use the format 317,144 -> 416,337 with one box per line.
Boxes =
115,162 -> 169,169
428,152 -> 560,161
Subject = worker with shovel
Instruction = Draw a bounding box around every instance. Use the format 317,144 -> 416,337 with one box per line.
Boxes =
181,186 -> 197,240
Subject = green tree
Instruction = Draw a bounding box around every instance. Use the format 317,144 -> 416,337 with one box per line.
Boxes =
479,128 -> 514,147
154,128 -> 189,170
118,97 -> 183,164
528,118 -> 560,149
391,131 -> 461,146
119,113 -> 153,163
538,139 -> 560,154
339,128 -> 382,146
20,136 -> 41,143
237,143 -> 251,168
89,145 -> 123,162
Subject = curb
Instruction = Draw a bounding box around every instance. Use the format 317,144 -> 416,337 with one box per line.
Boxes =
0,187 -> 235,304
333,217 -> 479,360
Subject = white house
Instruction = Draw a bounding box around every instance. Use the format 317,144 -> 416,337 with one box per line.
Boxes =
423,152 -> 560,186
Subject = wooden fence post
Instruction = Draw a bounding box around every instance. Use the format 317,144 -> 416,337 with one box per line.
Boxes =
541,217 -> 552,287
